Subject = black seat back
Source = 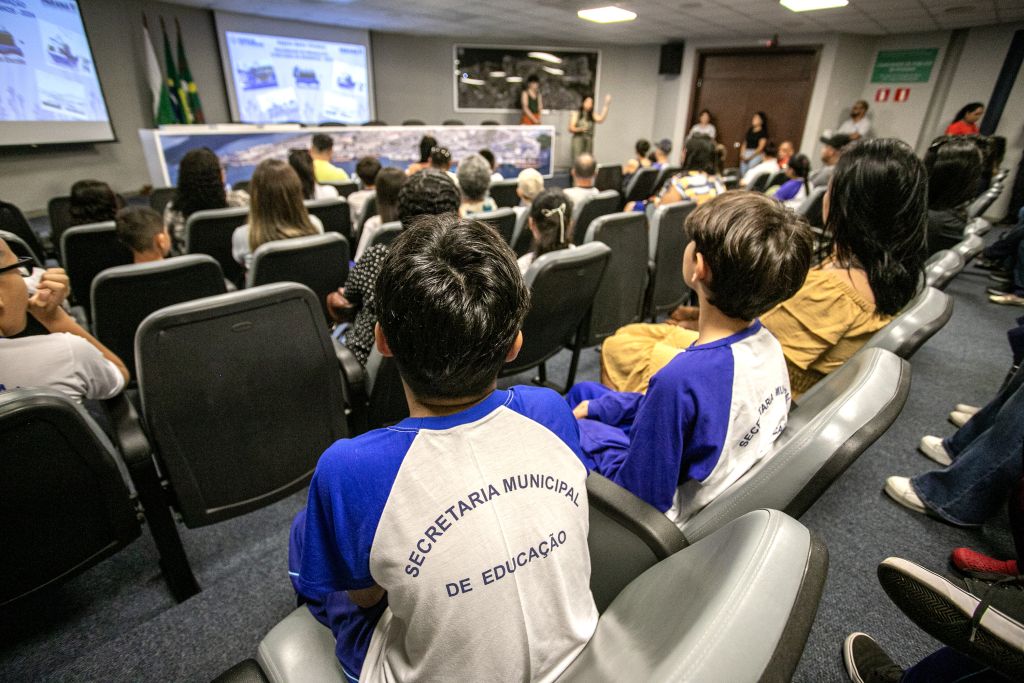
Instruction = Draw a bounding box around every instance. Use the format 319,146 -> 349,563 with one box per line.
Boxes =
324,181 -> 358,198
364,347 -> 410,428
305,198 -> 352,243
0,201 -> 48,262
47,195 -> 74,247
503,242 -> 612,376
622,167 -> 660,204
232,180 -> 251,194
149,187 -> 176,214
356,194 -> 377,235
248,233 -> 350,320
91,255 -> 227,373
797,187 -> 827,228
652,165 -> 681,195
572,190 -> 621,247
766,171 -> 789,190
475,207 -> 517,244
748,171 -> 773,193
0,229 -> 42,263
135,283 -> 348,527
649,202 -> 697,317
595,163 -> 623,192
185,206 -> 249,287
367,221 -> 403,250
488,179 -> 519,208
61,222 -> 133,314
0,389 -> 140,606
581,212 -> 649,345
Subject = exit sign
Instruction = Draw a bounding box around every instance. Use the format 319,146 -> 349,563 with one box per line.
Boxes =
871,49 -> 938,83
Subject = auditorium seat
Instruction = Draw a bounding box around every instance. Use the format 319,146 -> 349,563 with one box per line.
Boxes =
765,170 -> 789,191
91,255 -> 228,373
0,388 -> 198,606
401,119 -> 424,125
571,190 -> 620,247
967,186 -> 1000,219
185,206 -> 249,287
355,193 -> 377,236
964,216 -> 992,237
645,201 -> 697,320
951,233 -> 985,262
651,164 -> 681,195
488,179 -> 519,208
748,171 -> 773,193
860,287 -> 952,360
0,200 -> 50,262
502,242 -> 611,392
365,221 -> 403,250
247,233 -> 350,321
680,348 -> 910,544
323,181 -> 358,198
594,163 -> 623,193
474,207 -> 517,244
47,195 -> 75,247
60,221 -> 133,317
923,248 -> 966,290
509,206 -> 531,256
621,167 -> 660,206
149,187 -> 176,214
304,197 -> 353,242
0,229 -> 43,263
233,180 -> 251,194
442,119 -> 464,125
796,187 -> 827,228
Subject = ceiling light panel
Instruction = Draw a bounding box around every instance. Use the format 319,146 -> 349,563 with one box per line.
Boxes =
577,6 -> 638,23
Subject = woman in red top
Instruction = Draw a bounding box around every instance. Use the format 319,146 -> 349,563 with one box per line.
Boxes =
945,102 -> 984,135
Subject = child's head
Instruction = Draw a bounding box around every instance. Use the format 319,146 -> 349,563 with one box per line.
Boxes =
375,214 -> 530,401
356,156 -> 382,187
684,191 -> 812,321
429,146 -> 452,171
374,167 -> 407,223
0,238 -> 31,337
787,154 -> 811,181
115,207 -> 170,260
70,179 -> 118,225
397,170 -> 461,228
478,148 -> 497,171
528,189 -> 574,258
417,135 -> 438,163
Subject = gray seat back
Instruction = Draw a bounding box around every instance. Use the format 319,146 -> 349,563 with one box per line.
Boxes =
681,348 -> 911,543
247,233 -> 350,320
797,187 -> 827,228
474,207 -> 517,244
652,164 -> 681,195
0,201 -> 48,263
952,233 -> 985,261
595,163 -> 623,193
510,206 -> 531,256
149,187 -> 176,214
622,166 -> 660,204
367,221 -> 403,250
185,206 -> 250,286
0,229 -> 43,263
861,287 -> 952,359
648,201 -> 697,316
47,195 -> 75,247
355,193 -> 377,235
135,283 -> 348,527
572,190 -> 620,247
61,221 -> 133,314
581,212 -> 649,345
924,248 -> 965,290
304,197 -> 352,242
488,179 -> 519,208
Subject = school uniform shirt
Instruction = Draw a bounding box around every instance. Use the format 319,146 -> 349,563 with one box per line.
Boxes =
291,387 -> 598,682
0,332 -> 125,402
661,171 -> 726,206
576,322 -> 791,528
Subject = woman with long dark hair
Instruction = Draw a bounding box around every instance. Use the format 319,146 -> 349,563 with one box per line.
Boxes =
165,147 -> 248,252
739,111 -> 769,175
923,135 -> 984,254
568,93 -> 611,159
946,102 -> 985,136
773,153 -> 811,206
69,179 -> 119,226
517,189 -> 574,274
288,149 -> 340,201
405,135 -> 438,176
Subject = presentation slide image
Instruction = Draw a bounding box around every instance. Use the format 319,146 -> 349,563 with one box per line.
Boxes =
35,68 -> 87,119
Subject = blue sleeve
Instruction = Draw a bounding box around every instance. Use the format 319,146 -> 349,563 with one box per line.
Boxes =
508,385 -> 586,467
774,180 -> 799,201
587,390 -> 644,429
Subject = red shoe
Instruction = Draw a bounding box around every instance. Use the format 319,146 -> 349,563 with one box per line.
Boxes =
951,547 -> 1019,580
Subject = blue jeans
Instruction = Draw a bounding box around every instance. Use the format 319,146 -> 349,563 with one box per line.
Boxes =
902,646 -> 1013,682
983,208 -> 1024,295
739,154 -> 762,176
912,367 -> 1024,526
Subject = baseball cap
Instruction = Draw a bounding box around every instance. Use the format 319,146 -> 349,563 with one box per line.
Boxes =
820,133 -> 852,149
657,138 -> 673,154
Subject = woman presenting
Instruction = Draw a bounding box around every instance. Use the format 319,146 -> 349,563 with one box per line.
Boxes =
520,75 -> 543,125
569,93 -> 611,158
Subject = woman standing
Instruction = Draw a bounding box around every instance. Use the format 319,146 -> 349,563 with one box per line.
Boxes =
520,75 -> 543,125
739,111 -> 769,175
945,102 -> 985,135
569,93 -> 611,158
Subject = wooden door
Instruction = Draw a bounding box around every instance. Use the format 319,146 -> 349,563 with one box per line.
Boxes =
691,48 -> 820,168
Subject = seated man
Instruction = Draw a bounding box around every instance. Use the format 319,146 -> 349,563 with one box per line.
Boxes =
347,156 -> 381,226
289,215 -> 597,681
740,142 -> 781,187
567,192 -> 813,527
115,206 -> 171,263
0,237 -> 128,401
563,152 -> 599,214
309,133 -> 351,184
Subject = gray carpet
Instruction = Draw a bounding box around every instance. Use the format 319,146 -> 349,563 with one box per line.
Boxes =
1,252 -> 1019,682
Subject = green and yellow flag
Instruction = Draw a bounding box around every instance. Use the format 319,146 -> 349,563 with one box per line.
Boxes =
175,18 -> 204,124
142,15 -> 177,126
159,17 -> 187,123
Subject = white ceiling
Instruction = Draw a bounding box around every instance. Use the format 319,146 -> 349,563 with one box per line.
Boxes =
171,0 -> 1024,44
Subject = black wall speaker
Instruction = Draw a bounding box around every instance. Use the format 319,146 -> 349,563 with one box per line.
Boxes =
659,42 -> 685,75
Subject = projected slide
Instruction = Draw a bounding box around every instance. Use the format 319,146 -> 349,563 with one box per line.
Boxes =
225,30 -> 370,124
0,0 -> 110,125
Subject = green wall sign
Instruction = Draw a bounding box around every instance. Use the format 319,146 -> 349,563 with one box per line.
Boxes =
871,48 -> 939,83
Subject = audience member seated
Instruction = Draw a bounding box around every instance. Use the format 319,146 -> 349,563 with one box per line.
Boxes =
516,168 -> 545,207
562,153 -> 598,210
687,109 -> 717,141
478,148 -> 504,182
740,142 -> 780,187
0,237 -> 128,400
289,215 -> 597,682
115,207 -> 171,264
347,156 -> 382,224
772,154 -> 811,207
809,133 -> 851,188
405,135 -> 437,176
983,208 -> 1024,306
777,140 -> 795,169
231,159 -> 324,270
603,139 -> 927,398
837,99 -> 871,140
622,138 -> 652,176
328,170 -> 460,366
650,138 -> 672,169
164,147 -> 249,253
651,134 -> 725,209
566,192 -> 812,527
428,146 -> 458,185
288,149 -> 341,202
517,189 -> 574,274
309,133 -> 351,183
69,179 -> 119,227
456,154 -> 497,216
354,167 -> 405,261
739,111 -> 769,175
946,102 -> 985,136
924,135 -> 984,255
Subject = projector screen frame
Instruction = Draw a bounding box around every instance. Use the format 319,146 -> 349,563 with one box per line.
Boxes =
0,0 -> 118,148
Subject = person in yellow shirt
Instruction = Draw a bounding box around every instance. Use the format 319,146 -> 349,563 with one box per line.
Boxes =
309,133 -> 351,184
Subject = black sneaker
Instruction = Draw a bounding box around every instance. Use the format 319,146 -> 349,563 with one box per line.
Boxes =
987,284 -> 1013,296
877,557 -> 1024,681
989,271 -> 1012,285
974,257 -> 1002,271
843,632 -> 903,682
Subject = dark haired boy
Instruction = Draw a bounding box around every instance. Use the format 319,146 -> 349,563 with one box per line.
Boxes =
347,156 -> 382,225
290,215 -> 597,682
309,132 -> 351,183
567,191 -> 813,527
115,207 -> 171,263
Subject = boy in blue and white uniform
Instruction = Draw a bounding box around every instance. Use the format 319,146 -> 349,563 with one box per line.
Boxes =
289,214 -> 598,682
568,191 -> 813,528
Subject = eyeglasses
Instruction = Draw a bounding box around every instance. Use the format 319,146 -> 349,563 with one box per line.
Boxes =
0,256 -> 34,278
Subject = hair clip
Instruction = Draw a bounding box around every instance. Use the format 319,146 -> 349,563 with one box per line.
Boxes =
542,203 -> 567,243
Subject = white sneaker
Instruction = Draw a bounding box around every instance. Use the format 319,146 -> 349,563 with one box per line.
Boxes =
884,476 -> 928,515
918,435 -> 952,466
954,404 -> 980,416
949,410 -> 972,428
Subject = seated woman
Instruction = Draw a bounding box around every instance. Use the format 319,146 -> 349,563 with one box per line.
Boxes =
622,138 -> 652,177
772,153 -> 811,207
456,154 -> 497,216
924,135 -> 984,255
69,179 -> 119,227
405,135 -> 437,176
165,147 -> 249,253
231,159 -> 323,270
354,167 -> 404,261
517,189 -> 574,274
602,138 -> 927,398
288,149 -> 340,201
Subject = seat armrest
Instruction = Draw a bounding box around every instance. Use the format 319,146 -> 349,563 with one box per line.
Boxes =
333,338 -> 369,435
212,659 -> 271,683
587,473 -> 688,558
104,392 -> 153,470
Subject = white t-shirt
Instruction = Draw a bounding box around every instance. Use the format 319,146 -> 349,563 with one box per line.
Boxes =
231,215 -> 324,269
563,186 -> 599,218
0,332 -> 125,402
347,189 -> 374,226
838,117 -> 871,138
688,123 -> 717,140
741,159 -> 781,187
314,183 -> 340,201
